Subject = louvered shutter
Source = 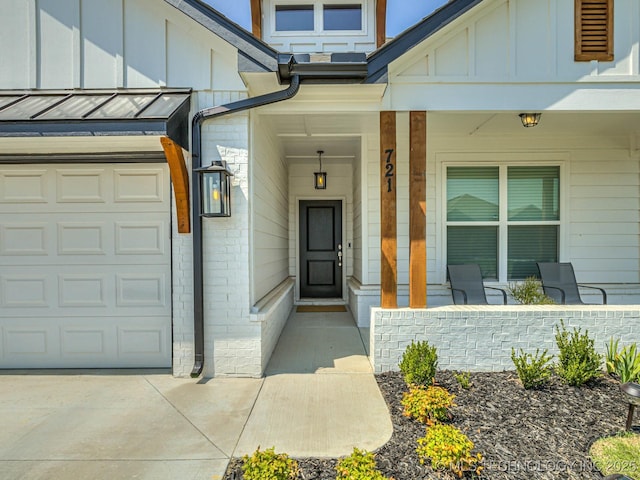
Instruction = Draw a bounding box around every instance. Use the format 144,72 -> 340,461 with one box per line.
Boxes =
575,0 -> 613,61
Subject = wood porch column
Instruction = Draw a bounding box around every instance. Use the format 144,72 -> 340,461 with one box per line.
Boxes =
380,111 -> 397,308
409,111 -> 427,308
160,136 -> 191,234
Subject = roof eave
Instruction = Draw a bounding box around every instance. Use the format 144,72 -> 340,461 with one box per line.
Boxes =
366,0 -> 485,84
164,0 -> 278,73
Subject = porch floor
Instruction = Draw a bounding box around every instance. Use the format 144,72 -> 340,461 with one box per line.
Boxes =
233,308 -> 392,457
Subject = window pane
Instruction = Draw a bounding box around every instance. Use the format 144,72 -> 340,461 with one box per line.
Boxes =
508,225 -> 558,279
323,4 -> 362,30
447,167 -> 499,221
275,5 -> 314,31
447,226 -> 498,280
508,166 -> 559,221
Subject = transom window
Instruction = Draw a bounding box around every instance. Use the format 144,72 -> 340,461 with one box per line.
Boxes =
323,4 -> 362,30
446,165 -> 560,281
274,2 -> 363,32
275,5 -> 314,31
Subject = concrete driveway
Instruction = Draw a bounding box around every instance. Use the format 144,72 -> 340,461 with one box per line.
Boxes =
0,310 -> 392,479
0,371 -> 262,480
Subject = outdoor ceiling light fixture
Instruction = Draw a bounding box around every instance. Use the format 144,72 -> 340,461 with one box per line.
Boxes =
195,160 -> 234,217
314,150 -> 327,189
620,382 -> 640,431
519,112 -> 542,127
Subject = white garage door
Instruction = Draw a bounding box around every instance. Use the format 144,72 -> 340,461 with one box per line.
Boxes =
0,164 -> 172,368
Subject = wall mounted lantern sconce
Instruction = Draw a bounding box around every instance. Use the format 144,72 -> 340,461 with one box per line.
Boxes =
620,382 -> 640,431
314,150 -> 327,190
195,160 -> 234,217
519,112 -> 542,128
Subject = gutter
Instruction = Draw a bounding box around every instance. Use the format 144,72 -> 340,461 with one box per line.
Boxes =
190,54 -> 368,378
190,75 -> 300,378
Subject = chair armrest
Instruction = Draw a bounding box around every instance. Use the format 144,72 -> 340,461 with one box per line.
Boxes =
542,285 -> 566,304
577,284 -> 607,304
485,286 -> 507,304
449,287 -> 468,305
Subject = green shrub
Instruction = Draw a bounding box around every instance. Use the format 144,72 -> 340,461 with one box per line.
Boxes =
398,340 -> 438,387
401,385 -> 455,425
508,276 -> 555,305
335,447 -> 391,480
511,348 -> 554,389
605,337 -> 620,375
606,337 -> 640,383
555,320 -> 602,386
416,424 -> 483,477
453,371 -> 472,390
242,446 -> 299,480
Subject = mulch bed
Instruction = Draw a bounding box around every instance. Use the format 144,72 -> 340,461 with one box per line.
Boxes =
224,370 -> 631,479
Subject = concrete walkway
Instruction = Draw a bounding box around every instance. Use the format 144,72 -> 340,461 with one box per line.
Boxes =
0,310 -> 392,479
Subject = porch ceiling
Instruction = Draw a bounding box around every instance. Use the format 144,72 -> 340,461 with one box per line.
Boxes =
265,111 -> 640,162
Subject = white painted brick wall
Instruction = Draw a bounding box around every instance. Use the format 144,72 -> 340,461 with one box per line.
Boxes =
171,162 -> 195,378
371,306 -> 640,374
199,103 -> 259,377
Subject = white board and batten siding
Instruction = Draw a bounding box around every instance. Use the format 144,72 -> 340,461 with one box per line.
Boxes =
388,0 -> 640,111
0,0 -> 245,91
252,119 -> 290,305
0,164 -> 172,368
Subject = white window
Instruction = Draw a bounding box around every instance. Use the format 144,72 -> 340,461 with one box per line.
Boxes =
273,1 -> 363,33
446,165 -> 560,281
323,4 -> 362,31
275,5 -> 314,31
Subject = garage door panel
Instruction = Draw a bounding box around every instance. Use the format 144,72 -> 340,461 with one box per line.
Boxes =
0,165 -> 168,213
1,318 -> 170,368
58,274 -> 108,308
1,223 -> 49,256
2,263 -> 170,314
114,168 -> 165,203
116,273 -> 167,307
1,215 -> 169,264
2,275 -> 49,308
0,163 -> 171,369
0,169 -> 48,204
56,168 -> 107,203
115,221 -> 166,255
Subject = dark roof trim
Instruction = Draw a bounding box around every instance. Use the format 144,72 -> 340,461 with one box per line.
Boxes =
0,89 -> 192,150
164,0 -> 278,73
277,54 -> 368,84
366,0 -> 485,84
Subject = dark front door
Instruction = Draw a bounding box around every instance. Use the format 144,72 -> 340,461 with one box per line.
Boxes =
299,200 -> 343,298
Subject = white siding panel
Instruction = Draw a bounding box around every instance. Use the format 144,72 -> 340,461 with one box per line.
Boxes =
38,0 -> 78,88
124,0 -> 166,87
81,0 -> 123,88
515,0 -> 550,78
167,21 -> 212,90
474,2 -> 508,78
434,29 -> 469,77
252,119 -> 289,303
0,0 -> 33,88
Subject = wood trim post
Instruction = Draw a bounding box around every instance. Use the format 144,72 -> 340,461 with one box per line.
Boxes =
376,0 -> 387,47
380,111 -> 397,308
409,111 -> 427,308
160,136 -> 191,234
250,0 -> 262,39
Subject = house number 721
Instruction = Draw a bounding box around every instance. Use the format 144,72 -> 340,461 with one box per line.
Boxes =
385,148 -> 395,193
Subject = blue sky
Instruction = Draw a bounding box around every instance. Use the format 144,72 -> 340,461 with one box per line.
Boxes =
202,0 -> 449,37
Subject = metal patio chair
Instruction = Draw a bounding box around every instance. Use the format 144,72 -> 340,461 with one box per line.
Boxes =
447,264 -> 507,305
536,262 -> 607,304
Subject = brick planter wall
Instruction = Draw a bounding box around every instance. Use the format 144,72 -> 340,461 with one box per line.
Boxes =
370,306 -> 640,373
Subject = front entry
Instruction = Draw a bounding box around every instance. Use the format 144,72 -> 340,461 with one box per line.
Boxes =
299,200 -> 343,298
